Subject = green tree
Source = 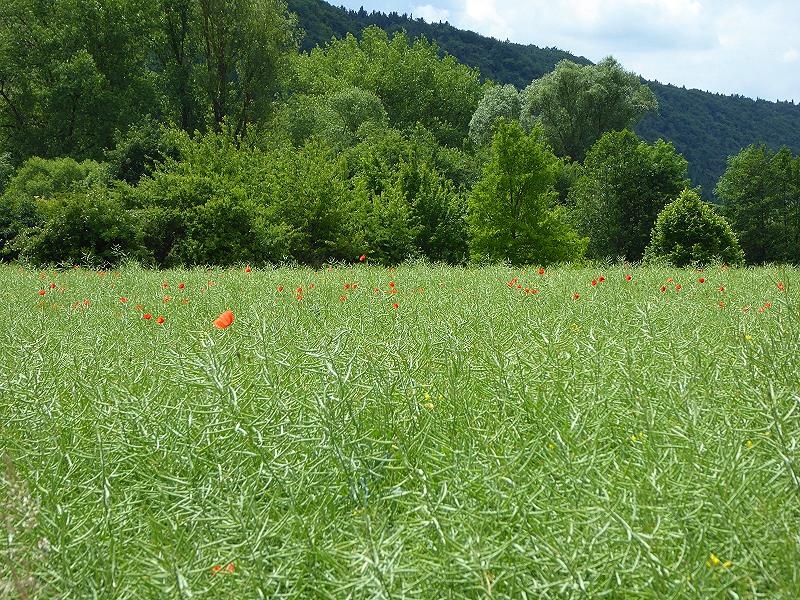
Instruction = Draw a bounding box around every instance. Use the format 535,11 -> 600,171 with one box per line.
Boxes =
569,130 -> 689,261
292,27 -> 483,147
644,189 -> 744,267
0,0 -> 161,160
520,57 -> 658,162
468,83 -> 520,147
716,144 -> 800,264
468,119 -> 586,265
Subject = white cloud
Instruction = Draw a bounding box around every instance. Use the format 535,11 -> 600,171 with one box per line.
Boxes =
412,4 -> 450,23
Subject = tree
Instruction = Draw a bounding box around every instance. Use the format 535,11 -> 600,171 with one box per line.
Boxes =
468,83 -> 520,147
0,0 -> 161,161
569,130 -> 689,261
292,27 -> 483,147
644,189 -> 744,267
468,119 -> 586,265
520,57 -> 658,162
716,144 -> 800,264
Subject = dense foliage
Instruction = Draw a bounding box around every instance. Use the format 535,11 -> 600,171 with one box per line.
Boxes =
286,0 -> 800,197
716,144 -> 800,264
0,0 -> 797,267
644,189 -> 745,267
569,130 -> 690,262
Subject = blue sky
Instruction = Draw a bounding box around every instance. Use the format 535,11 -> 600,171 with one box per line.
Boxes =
332,0 -> 800,103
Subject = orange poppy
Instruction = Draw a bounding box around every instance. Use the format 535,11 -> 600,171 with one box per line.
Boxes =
213,310 -> 235,329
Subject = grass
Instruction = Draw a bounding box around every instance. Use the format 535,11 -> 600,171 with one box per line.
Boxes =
1,262 -> 798,598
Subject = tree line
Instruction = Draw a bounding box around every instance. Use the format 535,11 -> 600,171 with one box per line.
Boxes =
0,0 -> 797,267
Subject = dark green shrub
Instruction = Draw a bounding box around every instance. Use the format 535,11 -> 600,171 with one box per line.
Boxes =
644,189 -> 745,267
18,189 -> 144,266
0,156 -> 110,260
105,121 -> 182,185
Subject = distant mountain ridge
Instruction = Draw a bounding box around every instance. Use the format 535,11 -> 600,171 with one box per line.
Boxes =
288,0 -> 800,198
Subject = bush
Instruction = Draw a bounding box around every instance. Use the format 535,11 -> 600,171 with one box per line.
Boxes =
18,189 -> 145,266
644,189 -> 745,267
105,121 -> 182,185
0,156 -> 110,260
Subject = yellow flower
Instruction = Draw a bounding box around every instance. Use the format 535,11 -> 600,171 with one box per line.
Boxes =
423,391 -> 431,401
423,402 -> 434,410
706,553 -> 721,567
745,439 -> 754,449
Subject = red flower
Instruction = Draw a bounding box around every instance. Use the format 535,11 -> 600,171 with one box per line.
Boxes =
277,285 -> 284,293
178,282 -> 185,290
211,565 -> 222,575
295,286 -> 303,294
163,295 -> 172,303
538,267 -> 545,276
392,302 -> 399,309
625,274 -> 632,281
591,279 -> 598,287
244,266 -> 252,273
49,282 -> 56,289
38,289 -> 46,296
359,254 -> 366,262
389,287 -> 398,294
598,275 -> 606,283
119,297 -> 128,303
666,277 -> 673,283
777,281 -> 785,292
225,563 -> 235,574
718,300 -> 726,308
344,283 -> 351,290
718,286 -> 725,293
161,281 -> 169,289
296,295 -> 303,301
660,285 -> 667,293
213,310 -> 234,329
572,292 -> 580,300
698,277 -> 706,284
143,313 -> 152,320
156,315 -> 165,325
531,288 -> 539,294
339,295 -> 347,302
675,284 -> 682,291
309,283 -> 315,290
388,281 -> 396,288
763,301 -> 773,309
507,278 -> 518,288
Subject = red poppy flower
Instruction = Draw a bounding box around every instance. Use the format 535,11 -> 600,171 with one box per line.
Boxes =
660,286 -> 667,293
143,313 -> 152,320
309,283 -> 315,290
295,286 -> 303,294
666,277 -> 673,283
698,277 -> 706,284
38,289 -> 46,296
213,310 -> 234,329
339,295 -> 347,302
359,254 -> 366,262
675,284 -> 682,291
296,295 -> 303,301
598,275 -> 605,283
163,295 -> 172,303
572,292 -> 580,300
344,283 -> 351,290
777,281 -> 785,291
392,302 -> 399,309
156,316 -> 165,325
388,281 -> 396,288
211,565 -> 222,575
120,297 -> 128,303
161,281 -> 169,289
531,288 -> 539,294
49,282 -> 56,289
244,266 -> 252,273
178,282 -> 185,290
224,563 -> 235,574
625,274 -> 632,281
718,300 -> 726,308
83,299 -> 91,306
591,279 -> 598,287
718,286 -> 725,293
277,285 -> 284,293
763,301 -> 772,309
538,267 -> 545,276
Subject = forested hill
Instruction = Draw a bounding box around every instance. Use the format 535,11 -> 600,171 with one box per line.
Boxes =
289,0 -> 800,197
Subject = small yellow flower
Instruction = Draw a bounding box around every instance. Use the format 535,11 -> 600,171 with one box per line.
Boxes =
745,439 -> 754,449
423,391 -> 431,401
569,323 -> 580,333
744,334 -> 752,342
423,402 -> 434,410
707,553 -> 721,567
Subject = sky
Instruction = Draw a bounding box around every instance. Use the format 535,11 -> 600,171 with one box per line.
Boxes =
332,0 -> 800,103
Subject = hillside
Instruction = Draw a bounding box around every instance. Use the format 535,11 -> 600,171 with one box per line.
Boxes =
289,0 -> 800,197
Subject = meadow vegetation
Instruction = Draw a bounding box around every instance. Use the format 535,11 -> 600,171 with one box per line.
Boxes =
2,262 -> 798,598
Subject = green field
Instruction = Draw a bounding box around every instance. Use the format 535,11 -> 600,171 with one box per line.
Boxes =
1,263 -> 798,598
